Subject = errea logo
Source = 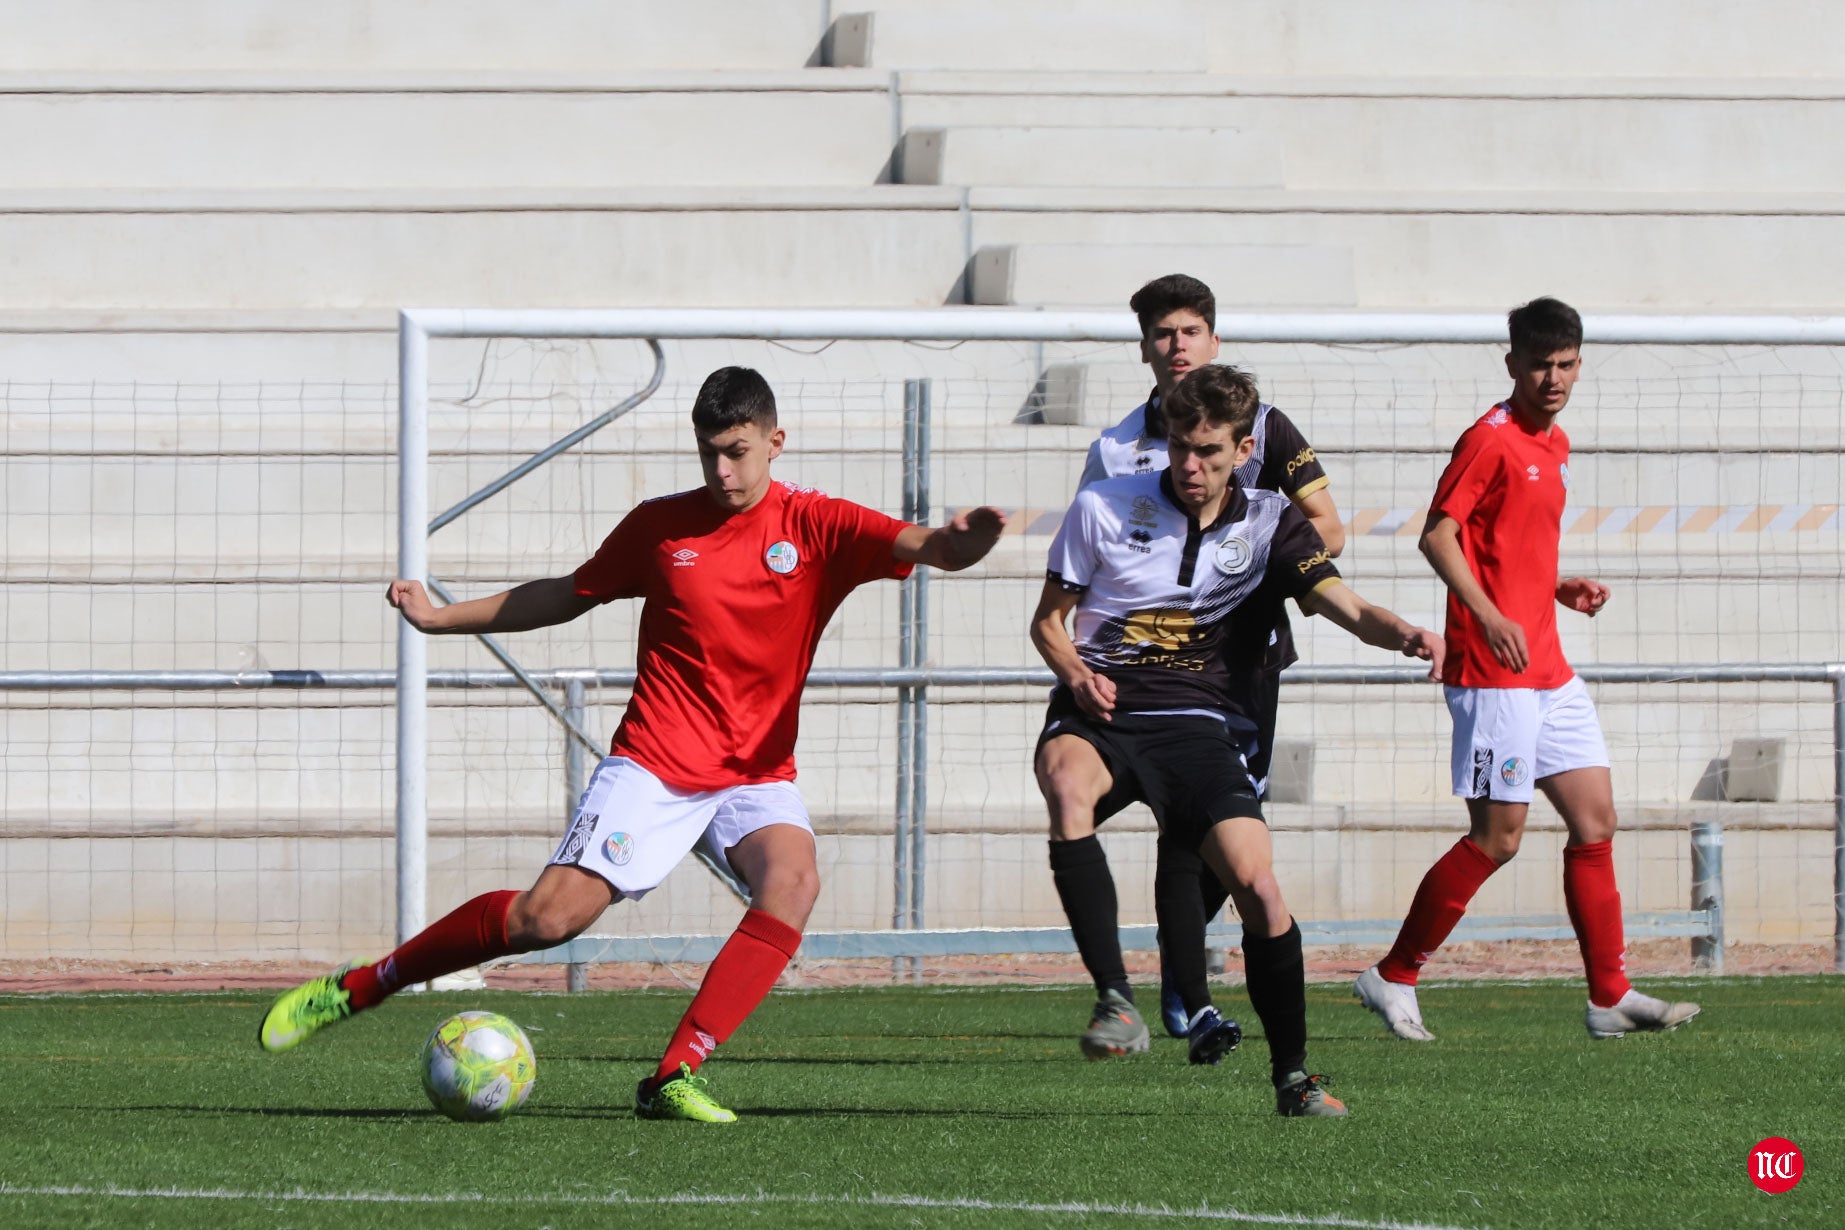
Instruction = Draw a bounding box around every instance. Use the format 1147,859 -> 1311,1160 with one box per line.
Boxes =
671,548 -> 698,568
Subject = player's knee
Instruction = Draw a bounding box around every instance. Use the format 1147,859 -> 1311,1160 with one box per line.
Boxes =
506,896 -> 589,950
1475,830 -> 1522,864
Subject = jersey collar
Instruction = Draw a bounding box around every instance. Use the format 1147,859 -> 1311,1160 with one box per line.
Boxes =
1158,469 -> 1248,532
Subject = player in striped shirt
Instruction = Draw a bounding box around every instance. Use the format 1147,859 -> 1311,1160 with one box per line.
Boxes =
1080,274 -> 1348,1038
1034,364 -> 1442,1116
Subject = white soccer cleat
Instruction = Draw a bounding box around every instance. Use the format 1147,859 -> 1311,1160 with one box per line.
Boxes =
1585,989 -> 1701,1039
1354,965 -> 1436,1042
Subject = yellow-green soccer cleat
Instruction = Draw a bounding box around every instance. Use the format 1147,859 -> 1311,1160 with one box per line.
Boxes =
258,961 -> 361,1053
634,1063 -> 738,1124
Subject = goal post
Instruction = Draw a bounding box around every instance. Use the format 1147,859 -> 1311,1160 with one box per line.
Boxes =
394,307 -> 1845,970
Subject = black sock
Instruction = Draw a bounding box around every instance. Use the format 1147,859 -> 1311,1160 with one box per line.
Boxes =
1153,839 -> 1211,1019
1242,919 -> 1307,1085
1049,836 -> 1131,1002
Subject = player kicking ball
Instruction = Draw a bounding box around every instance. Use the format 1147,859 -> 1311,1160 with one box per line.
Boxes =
1355,297 -> 1700,1043
1031,364 -> 1443,1117
258,366 -> 1005,1123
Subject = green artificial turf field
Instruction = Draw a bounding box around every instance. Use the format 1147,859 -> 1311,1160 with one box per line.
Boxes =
1,977 -> 1838,1229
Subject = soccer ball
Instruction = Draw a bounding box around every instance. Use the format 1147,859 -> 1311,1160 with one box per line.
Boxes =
419,1010 -> 536,1122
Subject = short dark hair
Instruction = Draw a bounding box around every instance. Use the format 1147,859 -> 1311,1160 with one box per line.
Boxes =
1161,364 -> 1259,440
690,366 -> 778,435
1130,273 -> 1216,336
1507,297 -> 1583,357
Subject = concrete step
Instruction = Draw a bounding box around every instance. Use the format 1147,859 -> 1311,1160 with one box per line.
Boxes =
6,1 -> 832,72
6,187 -> 1845,312
0,188 -> 967,311
855,0 -> 1845,78
1,81 -> 895,191
969,242 -> 1356,309
897,93 -> 1845,195
898,126 -> 1284,190
960,191 -> 1845,309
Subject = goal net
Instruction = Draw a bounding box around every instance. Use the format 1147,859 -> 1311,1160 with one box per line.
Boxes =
2,310 -> 1840,976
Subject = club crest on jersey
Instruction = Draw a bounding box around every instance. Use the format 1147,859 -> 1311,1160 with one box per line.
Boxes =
764,541 -> 800,574
1130,495 -> 1158,526
1560,462 -> 1570,490
602,832 -> 634,866
1213,535 -> 1254,575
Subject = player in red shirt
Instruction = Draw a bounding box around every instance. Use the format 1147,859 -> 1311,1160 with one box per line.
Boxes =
258,366 -> 1005,1122
1355,298 -> 1700,1042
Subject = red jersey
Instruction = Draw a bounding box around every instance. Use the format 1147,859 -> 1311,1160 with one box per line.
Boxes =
1430,403 -> 1574,689
573,479 -> 913,791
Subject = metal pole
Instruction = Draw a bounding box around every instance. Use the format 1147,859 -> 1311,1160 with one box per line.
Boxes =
1690,819 -> 1724,972
1834,668 -> 1845,974
564,678 -> 589,993
891,380 -> 921,966
908,379 -> 932,985
395,313 -> 430,955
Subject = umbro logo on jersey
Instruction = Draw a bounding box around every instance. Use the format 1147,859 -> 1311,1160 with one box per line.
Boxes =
1526,464 -> 1541,481
671,548 -> 699,567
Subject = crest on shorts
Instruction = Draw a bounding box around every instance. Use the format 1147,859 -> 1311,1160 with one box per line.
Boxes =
1499,756 -> 1530,787
558,811 -> 597,864
1213,535 -> 1253,575
602,832 -> 634,866
765,541 -> 800,574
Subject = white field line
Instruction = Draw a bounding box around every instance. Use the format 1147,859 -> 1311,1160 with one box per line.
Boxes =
0,1182 -> 1482,1230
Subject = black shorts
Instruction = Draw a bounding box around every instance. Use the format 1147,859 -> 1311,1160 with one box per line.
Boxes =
1036,696 -> 1263,850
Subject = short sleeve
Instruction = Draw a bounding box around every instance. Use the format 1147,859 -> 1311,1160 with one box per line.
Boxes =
1257,407 -> 1329,499
1430,424 -> 1502,527
816,496 -> 914,590
1045,489 -> 1103,591
1076,439 -> 1108,492
573,506 -> 653,603
1265,500 -> 1340,599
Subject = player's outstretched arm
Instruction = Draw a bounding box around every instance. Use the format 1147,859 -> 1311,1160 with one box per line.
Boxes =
893,506 -> 1008,572
1300,580 -> 1445,681
1556,577 -> 1610,616
1418,512 -> 1527,673
1028,578 -> 1116,719
387,576 -> 598,635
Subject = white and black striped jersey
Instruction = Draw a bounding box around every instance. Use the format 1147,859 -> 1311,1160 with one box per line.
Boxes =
1076,392 -> 1330,500
1075,391 -> 1332,674
1046,470 -> 1341,717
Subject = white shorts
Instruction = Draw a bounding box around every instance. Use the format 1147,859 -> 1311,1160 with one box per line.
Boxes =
546,756 -> 813,899
1445,675 -> 1610,804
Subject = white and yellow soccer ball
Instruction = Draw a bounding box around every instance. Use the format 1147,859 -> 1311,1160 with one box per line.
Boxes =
419,1011 -> 536,1122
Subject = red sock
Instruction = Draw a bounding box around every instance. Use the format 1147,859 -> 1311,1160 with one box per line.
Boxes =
1378,837 -> 1499,985
652,909 -> 802,1084
1564,840 -> 1632,1008
340,890 -> 518,1011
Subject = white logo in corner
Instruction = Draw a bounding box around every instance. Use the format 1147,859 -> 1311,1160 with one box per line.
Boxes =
1213,535 -> 1253,576
1526,464 -> 1541,482
765,541 -> 800,575
671,548 -> 698,568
